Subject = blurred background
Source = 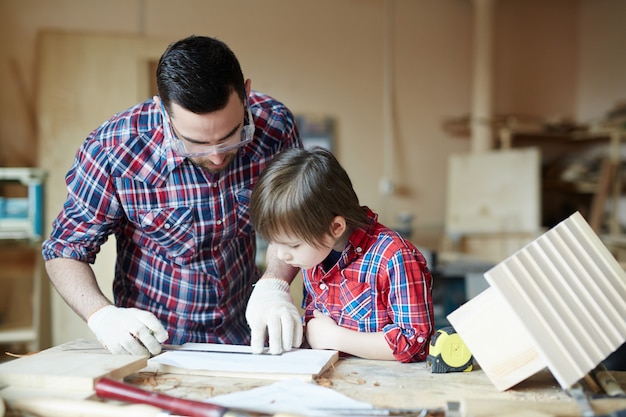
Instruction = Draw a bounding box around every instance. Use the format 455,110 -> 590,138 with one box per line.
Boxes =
0,0 -> 624,352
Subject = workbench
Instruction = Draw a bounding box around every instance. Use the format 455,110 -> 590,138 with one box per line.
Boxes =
2,344 -> 626,417
0,339 -> 626,417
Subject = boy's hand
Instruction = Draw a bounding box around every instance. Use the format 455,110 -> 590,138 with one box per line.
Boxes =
305,309 -> 339,350
246,278 -> 303,354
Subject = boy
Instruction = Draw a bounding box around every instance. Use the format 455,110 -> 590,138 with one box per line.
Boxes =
249,147 -> 434,362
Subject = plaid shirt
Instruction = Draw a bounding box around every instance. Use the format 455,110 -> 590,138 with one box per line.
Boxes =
42,91 -> 301,345
302,208 -> 434,362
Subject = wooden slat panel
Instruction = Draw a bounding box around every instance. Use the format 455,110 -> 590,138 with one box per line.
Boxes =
485,212 -> 626,389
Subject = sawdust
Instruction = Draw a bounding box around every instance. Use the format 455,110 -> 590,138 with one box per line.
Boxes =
126,371 -> 219,399
127,371 -> 182,389
319,363 -> 367,385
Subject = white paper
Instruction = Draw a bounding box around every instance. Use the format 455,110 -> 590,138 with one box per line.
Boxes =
209,378 -> 375,416
149,343 -> 338,378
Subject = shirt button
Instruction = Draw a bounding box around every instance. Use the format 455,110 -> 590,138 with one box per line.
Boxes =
355,247 -> 362,253
216,220 -> 222,225
417,336 -> 425,343
164,223 -> 171,229
213,246 -> 218,251
213,183 -> 218,188
320,283 -> 327,290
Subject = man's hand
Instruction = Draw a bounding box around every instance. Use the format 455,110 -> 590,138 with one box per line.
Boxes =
87,305 -> 169,355
245,278 -> 303,354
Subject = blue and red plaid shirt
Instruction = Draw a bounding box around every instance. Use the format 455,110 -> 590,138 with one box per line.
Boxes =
302,208 -> 434,362
42,91 -> 301,345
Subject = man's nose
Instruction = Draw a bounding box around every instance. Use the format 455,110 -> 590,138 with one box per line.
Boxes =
207,152 -> 227,165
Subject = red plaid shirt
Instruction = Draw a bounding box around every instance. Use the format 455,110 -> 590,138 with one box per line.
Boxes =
302,208 -> 434,362
42,91 -> 301,345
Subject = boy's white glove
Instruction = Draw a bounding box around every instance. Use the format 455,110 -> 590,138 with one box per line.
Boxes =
246,278 -> 303,354
87,305 -> 169,355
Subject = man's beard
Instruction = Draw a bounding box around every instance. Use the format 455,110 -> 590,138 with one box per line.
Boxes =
190,151 -> 237,174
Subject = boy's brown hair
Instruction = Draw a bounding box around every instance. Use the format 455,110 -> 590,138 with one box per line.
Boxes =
250,147 -> 369,248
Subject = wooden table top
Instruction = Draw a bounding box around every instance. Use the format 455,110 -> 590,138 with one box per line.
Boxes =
125,357 -> 626,417
2,346 -> 626,417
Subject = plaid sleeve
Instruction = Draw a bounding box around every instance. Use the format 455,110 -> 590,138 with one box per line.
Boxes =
382,248 -> 434,363
42,137 -> 121,263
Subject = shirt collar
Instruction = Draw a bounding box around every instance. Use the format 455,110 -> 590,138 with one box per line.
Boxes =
341,207 -> 377,262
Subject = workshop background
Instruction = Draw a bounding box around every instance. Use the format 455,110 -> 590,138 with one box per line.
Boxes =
0,0 -> 625,352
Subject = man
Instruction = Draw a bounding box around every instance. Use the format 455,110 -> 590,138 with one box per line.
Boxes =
42,35 -> 303,356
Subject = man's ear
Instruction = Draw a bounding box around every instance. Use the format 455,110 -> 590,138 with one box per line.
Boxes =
330,216 -> 347,238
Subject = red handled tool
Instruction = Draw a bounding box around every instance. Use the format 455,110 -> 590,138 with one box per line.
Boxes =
95,377 -> 243,417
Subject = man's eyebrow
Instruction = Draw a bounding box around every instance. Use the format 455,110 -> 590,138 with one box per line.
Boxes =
176,122 -> 241,145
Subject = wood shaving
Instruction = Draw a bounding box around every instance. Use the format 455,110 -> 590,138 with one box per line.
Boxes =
3,351 -> 38,358
315,377 -> 334,387
200,385 -> 215,397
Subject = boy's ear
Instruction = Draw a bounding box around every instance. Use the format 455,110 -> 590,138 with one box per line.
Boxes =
330,216 -> 347,238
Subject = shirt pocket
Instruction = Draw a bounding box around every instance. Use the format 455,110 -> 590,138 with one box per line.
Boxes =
339,280 -> 373,322
136,207 -> 196,260
235,188 -> 254,236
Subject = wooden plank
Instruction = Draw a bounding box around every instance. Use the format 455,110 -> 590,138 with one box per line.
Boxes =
148,343 -> 338,382
445,148 -> 541,235
0,247 -> 38,330
460,232 -> 540,263
447,287 -> 546,391
0,339 -> 147,391
485,212 -> 626,389
589,158 -> 617,232
37,31 -> 171,345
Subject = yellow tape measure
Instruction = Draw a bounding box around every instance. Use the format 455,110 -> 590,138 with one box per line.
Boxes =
427,326 -> 473,373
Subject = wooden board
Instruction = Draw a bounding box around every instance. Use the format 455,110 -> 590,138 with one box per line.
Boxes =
445,148 -> 541,234
460,232 -> 541,264
0,339 -> 147,391
148,343 -> 338,382
37,31 -> 171,345
447,287 -> 546,391
589,158 -> 617,232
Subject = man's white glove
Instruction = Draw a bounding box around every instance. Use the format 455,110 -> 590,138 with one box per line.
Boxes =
87,305 -> 168,355
246,278 -> 303,355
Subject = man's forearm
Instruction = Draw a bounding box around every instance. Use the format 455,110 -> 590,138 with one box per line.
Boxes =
261,243 -> 298,284
45,257 -> 112,321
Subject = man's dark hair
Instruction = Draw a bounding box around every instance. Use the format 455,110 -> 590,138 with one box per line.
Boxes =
156,35 -> 245,114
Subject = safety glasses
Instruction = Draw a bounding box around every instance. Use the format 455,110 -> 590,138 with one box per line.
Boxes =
160,99 -> 254,158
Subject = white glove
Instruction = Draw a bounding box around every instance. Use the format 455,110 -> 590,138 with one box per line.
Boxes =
246,278 -> 303,354
87,305 -> 169,355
